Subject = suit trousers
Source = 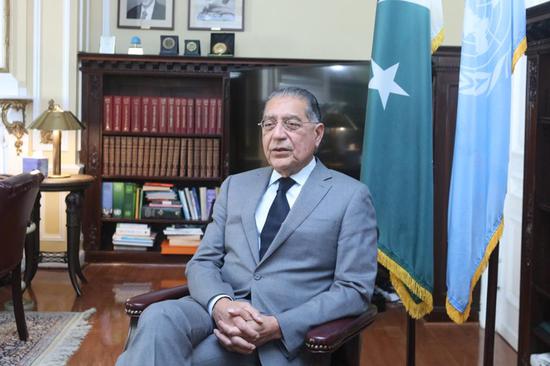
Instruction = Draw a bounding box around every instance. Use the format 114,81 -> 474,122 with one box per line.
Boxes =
116,296 -> 259,366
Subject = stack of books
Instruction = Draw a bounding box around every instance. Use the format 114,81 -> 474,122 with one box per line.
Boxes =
141,183 -> 182,219
161,226 -> 203,255
112,223 -> 156,251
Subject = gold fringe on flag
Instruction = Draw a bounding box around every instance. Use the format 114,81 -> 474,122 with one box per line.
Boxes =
378,249 -> 433,319
431,28 -> 445,54
445,220 -> 504,324
512,37 -> 527,73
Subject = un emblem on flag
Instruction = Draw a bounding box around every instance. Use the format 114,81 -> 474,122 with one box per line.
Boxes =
459,0 -> 510,97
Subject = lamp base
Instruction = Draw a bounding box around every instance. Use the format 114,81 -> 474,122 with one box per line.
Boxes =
48,173 -> 71,179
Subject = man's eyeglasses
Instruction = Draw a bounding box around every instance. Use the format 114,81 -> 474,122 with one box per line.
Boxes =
258,118 -> 316,132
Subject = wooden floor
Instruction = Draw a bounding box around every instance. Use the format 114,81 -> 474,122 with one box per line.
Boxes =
0,264 -> 517,365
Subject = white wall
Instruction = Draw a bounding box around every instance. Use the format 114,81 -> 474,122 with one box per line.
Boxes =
87,0 -> 464,59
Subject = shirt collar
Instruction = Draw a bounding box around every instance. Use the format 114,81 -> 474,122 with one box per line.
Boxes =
268,157 -> 317,188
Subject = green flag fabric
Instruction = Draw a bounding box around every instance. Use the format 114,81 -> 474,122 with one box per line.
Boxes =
361,0 -> 443,319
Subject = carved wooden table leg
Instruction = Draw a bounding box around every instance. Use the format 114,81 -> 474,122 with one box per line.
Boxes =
66,190 -> 86,296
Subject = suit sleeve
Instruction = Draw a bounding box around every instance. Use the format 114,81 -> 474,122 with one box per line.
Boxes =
186,176 -> 235,309
274,185 -> 378,357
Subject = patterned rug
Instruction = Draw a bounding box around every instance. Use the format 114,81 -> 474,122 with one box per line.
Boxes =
0,308 -> 95,365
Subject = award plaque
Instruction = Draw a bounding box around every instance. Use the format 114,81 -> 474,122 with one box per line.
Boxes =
160,35 -> 179,56
209,33 -> 235,56
184,40 -> 201,56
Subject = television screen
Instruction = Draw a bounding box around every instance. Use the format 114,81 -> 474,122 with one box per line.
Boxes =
229,62 -> 370,179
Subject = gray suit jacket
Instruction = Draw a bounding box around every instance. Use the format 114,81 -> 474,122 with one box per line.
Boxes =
186,160 -> 377,366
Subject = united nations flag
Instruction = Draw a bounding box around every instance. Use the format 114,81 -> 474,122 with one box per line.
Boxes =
446,0 -> 526,323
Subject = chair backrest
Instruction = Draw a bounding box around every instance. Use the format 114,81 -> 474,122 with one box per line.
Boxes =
0,172 -> 43,277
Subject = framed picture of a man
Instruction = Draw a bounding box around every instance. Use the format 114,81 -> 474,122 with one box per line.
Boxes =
188,0 -> 244,31
118,0 -> 174,30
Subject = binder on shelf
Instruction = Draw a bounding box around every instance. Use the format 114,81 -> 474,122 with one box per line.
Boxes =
112,182 -> 125,218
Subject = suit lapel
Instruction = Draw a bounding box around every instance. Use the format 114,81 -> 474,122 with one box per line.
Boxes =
259,162 -> 333,264
241,167 -> 272,264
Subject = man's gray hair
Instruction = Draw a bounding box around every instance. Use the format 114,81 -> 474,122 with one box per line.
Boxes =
265,87 -> 322,123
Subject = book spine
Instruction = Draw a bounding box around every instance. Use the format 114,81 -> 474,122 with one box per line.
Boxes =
216,98 -> 222,134
174,98 -> 181,134
102,182 -> 113,217
150,97 -> 159,133
187,99 -> 194,134
103,96 -> 113,131
195,98 -> 202,135
142,96 -> 150,132
131,96 -> 142,132
122,96 -> 131,132
209,97 -> 217,135
213,139 -> 220,177
180,98 -> 187,134
112,182 -> 125,218
202,98 -> 209,135
167,97 -> 175,133
123,183 -> 137,219
179,138 -> 187,177
113,96 -> 122,131
159,97 -> 168,133
103,136 -> 110,175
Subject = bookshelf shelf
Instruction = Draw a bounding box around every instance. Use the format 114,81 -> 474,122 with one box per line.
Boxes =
101,176 -> 223,183
101,217 -> 210,225
102,131 -> 223,138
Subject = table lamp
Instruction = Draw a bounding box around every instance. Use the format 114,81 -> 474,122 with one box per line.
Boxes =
28,100 -> 85,178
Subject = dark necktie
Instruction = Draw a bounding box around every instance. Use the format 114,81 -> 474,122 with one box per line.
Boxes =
259,177 -> 295,259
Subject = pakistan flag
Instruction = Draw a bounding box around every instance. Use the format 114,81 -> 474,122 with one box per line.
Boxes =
361,0 -> 443,318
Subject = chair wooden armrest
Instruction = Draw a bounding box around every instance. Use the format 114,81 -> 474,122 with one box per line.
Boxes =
125,284 -> 189,317
305,303 -> 377,353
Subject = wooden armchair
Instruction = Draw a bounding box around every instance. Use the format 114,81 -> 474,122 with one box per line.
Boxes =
124,285 -> 377,366
0,172 -> 44,341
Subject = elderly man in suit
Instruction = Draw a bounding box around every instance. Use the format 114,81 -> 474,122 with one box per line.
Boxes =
116,87 -> 378,366
127,0 -> 166,20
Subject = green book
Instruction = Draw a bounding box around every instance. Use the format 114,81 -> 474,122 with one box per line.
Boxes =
112,182 -> 125,218
123,183 -> 137,219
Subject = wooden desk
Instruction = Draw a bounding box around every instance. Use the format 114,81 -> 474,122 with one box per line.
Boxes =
24,174 -> 94,296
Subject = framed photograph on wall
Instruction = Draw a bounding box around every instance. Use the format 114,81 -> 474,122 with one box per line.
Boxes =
188,0 -> 244,31
0,0 -> 9,72
118,0 -> 174,30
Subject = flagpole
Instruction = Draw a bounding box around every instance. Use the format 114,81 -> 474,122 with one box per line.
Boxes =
406,315 -> 415,366
483,244 -> 499,366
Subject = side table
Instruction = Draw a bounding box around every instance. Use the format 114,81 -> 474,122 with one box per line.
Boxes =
24,174 -> 94,296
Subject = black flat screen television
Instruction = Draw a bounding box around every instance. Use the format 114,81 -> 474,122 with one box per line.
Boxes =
229,62 -> 370,179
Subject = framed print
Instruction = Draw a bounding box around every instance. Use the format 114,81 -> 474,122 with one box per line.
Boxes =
188,0 -> 244,31
0,0 -> 8,72
118,0 -> 174,30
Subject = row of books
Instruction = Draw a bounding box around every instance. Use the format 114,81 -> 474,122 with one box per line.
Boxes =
103,96 -> 222,135
102,136 -> 220,178
112,223 -> 157,251
102,182 -> 219,221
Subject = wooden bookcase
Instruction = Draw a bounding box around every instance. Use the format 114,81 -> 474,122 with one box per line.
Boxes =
78,53 -> 350,263
518,4 -> 550,365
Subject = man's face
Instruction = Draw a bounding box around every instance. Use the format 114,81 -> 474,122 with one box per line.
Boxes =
261,96 -> 324,177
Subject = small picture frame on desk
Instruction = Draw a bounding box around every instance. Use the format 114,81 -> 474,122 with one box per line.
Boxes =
160,35 -> 179,55
184,40 -> 201,56
118,0 -> 175,30
209,33 -> 234,56
188,0 -> 244,31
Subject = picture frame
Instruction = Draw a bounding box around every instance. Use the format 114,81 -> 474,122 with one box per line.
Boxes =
188,0 -> 244,31
118,0 -> 174,30
160,35 -> 179,55
0,0 -> 9,73
183,40 -> 201,56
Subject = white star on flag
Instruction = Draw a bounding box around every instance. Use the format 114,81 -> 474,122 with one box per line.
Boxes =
369,60 -> 409,110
